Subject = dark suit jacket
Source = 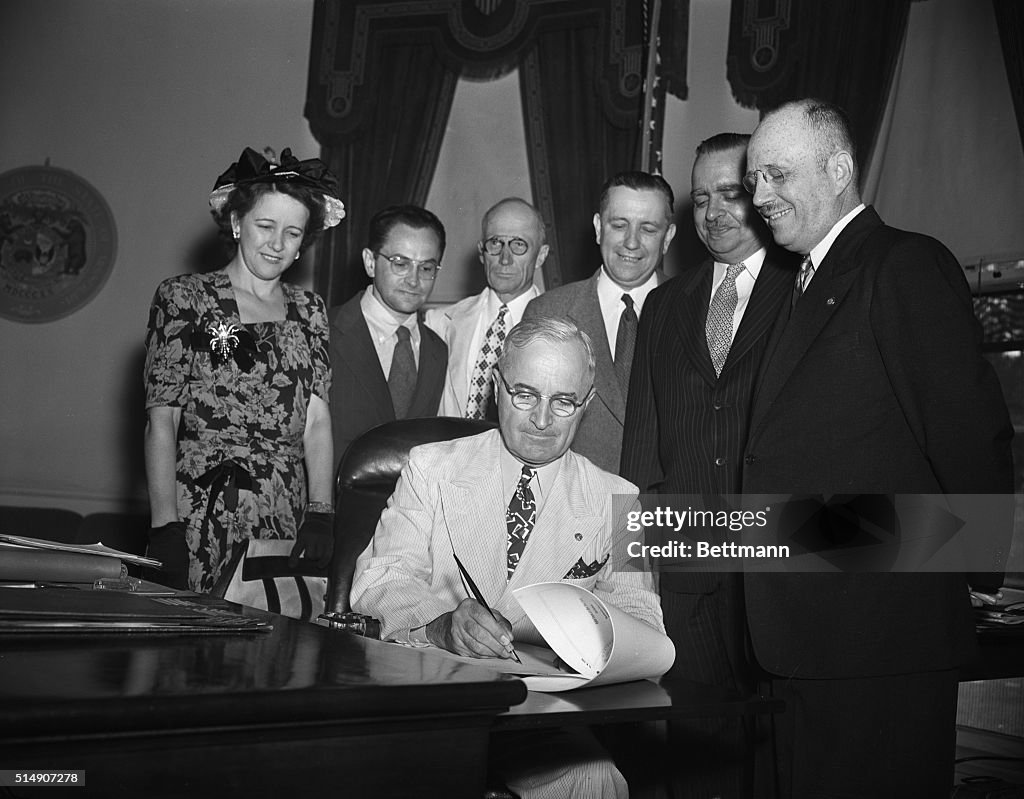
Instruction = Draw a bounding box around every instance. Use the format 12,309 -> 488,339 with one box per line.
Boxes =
741,206 -> 1014,679
621,248 -> 797,595
523,268 -> 665,474
328,293 -> 447,470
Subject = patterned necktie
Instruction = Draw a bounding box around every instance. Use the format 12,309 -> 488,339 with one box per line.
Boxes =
506,465 -> 536,579
387,325 -> 416,419
705,262 -> 746,376
791,254 -> 814,311
613,293 -> 638,391
466,304 -> 508,419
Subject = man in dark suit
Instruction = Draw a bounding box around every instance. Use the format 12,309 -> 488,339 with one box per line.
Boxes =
328,205 -> 447,470
523,171 -> 676,473
621,133 -> 796,798
742,99 -> 1014,797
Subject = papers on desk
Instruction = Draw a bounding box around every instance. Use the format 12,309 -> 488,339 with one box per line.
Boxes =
511,582 -> 675,692
0,586 -> 272,634
416,582 -> 675,692
0,534 -> 161,568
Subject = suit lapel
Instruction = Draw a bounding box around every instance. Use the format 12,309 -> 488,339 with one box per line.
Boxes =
408,321 -> 444,417
438,432 -> 508,605
725,249 -> 796,372
573,271 -> 627,423
333,298 -> 394,417
443,291 -> 488,417
673,261 -> 719,386
749,212 -> 881,437
505,453 -> 604,597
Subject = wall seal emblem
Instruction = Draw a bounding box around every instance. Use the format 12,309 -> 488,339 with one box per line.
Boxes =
0,164 -> 118,323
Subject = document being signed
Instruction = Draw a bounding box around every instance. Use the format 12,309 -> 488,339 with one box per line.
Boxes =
424,582 -> 675,692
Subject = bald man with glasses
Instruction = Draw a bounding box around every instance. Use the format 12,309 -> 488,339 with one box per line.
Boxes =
427,197 -> 548,421
352,315 -> 662,798
328,204 -> 449,469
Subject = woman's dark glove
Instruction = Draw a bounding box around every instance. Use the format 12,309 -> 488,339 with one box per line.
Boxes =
290,512 -> 334,569
147,521 -> 191,590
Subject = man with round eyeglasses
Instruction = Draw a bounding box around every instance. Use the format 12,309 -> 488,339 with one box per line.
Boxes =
427,197 -> 549,421
351,315 -> 663,798
741,99 -> 1014,798
327,204 -> 449,469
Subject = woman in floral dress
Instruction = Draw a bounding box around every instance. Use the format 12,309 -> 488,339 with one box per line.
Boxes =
143,147 -> 345,592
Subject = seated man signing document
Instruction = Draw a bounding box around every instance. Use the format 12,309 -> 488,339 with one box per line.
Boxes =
352,315 -> 664,798
351,314 -> 663,653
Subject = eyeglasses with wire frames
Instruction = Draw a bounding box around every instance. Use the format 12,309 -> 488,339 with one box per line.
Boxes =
742,166 -> 788,194
481,236 -> 530,256
494,367 -> 593,417
374,251 -> 441,280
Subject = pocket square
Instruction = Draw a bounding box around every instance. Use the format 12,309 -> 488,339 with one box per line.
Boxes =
563,554 -> 609,579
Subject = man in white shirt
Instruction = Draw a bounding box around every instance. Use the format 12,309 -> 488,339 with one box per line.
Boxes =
524,171 -> 677,473
352,315 -> 663,798
426,197 -> 548,421
328,205 -> 448,469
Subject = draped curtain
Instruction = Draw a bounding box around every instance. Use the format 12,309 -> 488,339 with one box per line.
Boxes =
726,0 -> 912,181
993,0 -> 1024,156
519,20 -> 641,288
305,0 -> 685,303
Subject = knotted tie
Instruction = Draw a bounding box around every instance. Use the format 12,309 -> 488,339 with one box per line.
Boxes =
791,254 -> 814,310
506,465 -> 536,579
705,262 -> 746,376
387,325 -> 416,418
613,293 -> 638,391
466,304 -> 508,419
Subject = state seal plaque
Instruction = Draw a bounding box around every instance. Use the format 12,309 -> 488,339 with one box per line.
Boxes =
0,164 -> 118,323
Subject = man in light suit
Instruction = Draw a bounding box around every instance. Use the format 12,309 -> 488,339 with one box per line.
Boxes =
742,99 -> 1014,797
524,172 -> 676,473
352,316 -> 663,798
426,197 -> 547,421
328,205 -> 448,470
621,133 -> 797,798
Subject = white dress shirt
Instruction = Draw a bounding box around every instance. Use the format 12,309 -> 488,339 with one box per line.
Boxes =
707,246 -> 767,343
805,204 -> 866,288
596,268 -> 660,354
360,287 -> 420,374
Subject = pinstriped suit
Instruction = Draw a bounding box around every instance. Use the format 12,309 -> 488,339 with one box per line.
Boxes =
620,248 -> 796,799
350,428 -> 663,643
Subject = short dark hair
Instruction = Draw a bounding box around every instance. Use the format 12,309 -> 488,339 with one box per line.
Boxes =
695,132 -> 750,160
213,181 -> 326,252
367,205 -> 446,257
597,171 -> 675,217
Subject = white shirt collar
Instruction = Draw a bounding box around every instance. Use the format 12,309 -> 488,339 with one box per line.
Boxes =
809,204 -> 866,268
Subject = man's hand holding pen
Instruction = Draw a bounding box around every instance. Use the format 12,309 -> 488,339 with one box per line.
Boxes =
425,598 -> 518,659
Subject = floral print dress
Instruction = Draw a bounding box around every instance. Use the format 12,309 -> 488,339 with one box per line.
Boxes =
144,270 -> 331,593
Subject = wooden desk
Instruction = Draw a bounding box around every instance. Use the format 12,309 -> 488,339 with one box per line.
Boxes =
0,603 -> 525,799
497,675 -> 783,731
0,588 -> 782,799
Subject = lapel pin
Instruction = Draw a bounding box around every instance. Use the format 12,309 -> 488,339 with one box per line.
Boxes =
826,297 -> 836,306
574,532 -> 583,541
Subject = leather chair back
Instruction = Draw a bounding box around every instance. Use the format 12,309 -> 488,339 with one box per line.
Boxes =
327,417 -> 496,613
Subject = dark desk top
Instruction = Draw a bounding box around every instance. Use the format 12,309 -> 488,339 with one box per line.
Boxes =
497,675 -> 784,730
0,594 -> 526,741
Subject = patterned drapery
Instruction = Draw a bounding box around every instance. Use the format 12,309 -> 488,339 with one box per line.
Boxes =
725,0 -> 911,179
306,0 -> 687,303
